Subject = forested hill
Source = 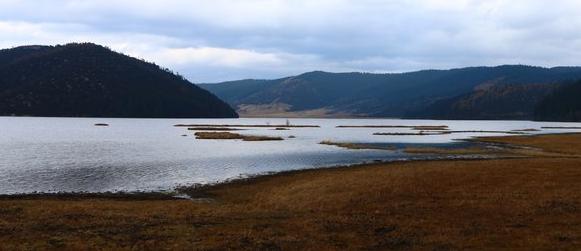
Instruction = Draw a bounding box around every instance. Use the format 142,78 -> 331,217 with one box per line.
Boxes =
0,43 -> 238,118
200,65 -> 581,120
535,80 -> 581,122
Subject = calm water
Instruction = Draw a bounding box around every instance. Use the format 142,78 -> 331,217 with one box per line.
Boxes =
1,117 -> 580,194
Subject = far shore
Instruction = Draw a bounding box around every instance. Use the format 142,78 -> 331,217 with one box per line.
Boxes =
1,133 -> 581,249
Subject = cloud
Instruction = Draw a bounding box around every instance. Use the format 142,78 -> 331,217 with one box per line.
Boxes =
1,0 -> 581,82
149,47 -> 283,67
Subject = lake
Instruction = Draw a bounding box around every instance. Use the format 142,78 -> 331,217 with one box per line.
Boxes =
1,117 -> 580,194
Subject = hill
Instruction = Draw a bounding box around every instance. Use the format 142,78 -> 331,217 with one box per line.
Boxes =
535,80 -> 581,122
200,66 -> 581,120
0,43 -> 238,118
407,83 -> 560,120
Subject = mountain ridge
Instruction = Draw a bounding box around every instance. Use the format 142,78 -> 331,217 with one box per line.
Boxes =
200,65 -> 581,120
0,43 -> 238,118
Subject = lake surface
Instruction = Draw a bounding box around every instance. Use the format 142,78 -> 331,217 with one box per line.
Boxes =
1,117 -> 580,194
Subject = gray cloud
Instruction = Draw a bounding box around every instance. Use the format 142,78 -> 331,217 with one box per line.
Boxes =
1,0 -> 581,82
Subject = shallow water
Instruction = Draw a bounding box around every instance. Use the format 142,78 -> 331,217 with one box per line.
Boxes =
1,117 -> 580,194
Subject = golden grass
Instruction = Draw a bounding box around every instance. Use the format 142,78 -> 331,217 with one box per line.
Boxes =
1,134 -> 581,249
194,132 -> 284,141
474,133 -> 581,156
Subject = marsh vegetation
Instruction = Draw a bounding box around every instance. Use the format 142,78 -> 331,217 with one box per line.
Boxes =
175,124 -> 319,128
194,131 -> 284,141
319,140 -> 396,150
337,125 -> 449,130
186,127 -> 242,131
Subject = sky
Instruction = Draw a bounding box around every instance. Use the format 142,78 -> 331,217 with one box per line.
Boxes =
1,0 -> 581,83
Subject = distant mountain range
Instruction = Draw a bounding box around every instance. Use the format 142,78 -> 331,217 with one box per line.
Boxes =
200,65 -> 581,121
0,43 -> 238,118
1,44 -> 579,121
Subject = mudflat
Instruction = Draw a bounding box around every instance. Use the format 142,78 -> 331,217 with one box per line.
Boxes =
1,134 -> 581,250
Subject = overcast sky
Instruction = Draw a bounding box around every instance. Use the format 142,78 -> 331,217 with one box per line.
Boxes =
1,0 -> 581,82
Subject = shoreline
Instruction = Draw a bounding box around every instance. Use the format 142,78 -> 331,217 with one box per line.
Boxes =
2,133 -> 581,249
0,133 -> 563,199
0,156 -> 517,199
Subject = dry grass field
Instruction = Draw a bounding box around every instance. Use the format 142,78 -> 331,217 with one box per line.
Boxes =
1,134 -> 581,250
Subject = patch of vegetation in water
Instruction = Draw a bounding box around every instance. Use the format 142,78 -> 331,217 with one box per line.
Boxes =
320,140 -> 503,156
512,128 -> 541,132
337,125 -> 449,131
542,126 -> 581,129
320,140 -> 396,150
175,124 -> 319,128
194,132 -> 284,141
186,127 -> 243,131
373,131 -> 449,136
446,130 -> 527,135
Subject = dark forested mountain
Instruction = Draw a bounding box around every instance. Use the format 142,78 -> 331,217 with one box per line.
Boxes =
0,43 -> 237,118
535,81 -> 581,122
200,66 -> 581,120
407,83 -> 560,120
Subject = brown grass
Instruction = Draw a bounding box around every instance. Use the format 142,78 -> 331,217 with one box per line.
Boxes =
474,133 -> 581,156
194,131 -> 284,141
236,103 -> 359,118
403,146 -> 496,155
1,134 -> 581,249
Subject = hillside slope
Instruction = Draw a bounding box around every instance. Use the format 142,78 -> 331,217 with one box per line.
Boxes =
0,43 -> 238,118
535,81 -> 581,122
407,83 -> 560,120
200,66 -> 581,119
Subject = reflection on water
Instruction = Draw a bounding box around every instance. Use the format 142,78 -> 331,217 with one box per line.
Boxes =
1,117 -> 580,194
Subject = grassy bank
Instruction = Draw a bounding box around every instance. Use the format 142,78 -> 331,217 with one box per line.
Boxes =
1,134 -> 581,250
